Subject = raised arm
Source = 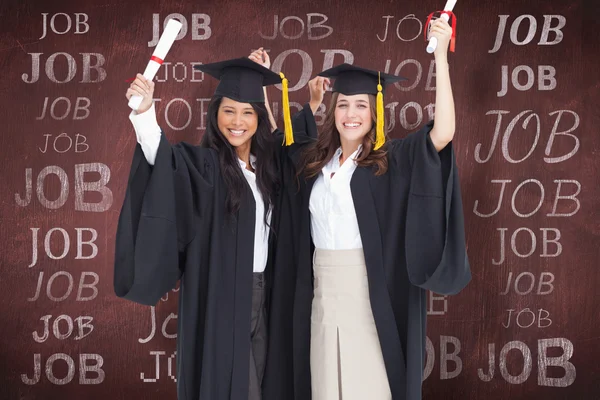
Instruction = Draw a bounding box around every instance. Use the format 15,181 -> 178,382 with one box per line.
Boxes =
428,17 -> 455,152
249,48 -> 278,132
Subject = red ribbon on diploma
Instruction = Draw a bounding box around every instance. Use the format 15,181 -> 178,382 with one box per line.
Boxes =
424,11 -> 457,52
150,55 -> 164,65
125,56 -> 165,82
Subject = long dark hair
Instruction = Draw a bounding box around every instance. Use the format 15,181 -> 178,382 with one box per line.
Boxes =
298,92 -> 389,178
200,96 -> 279,226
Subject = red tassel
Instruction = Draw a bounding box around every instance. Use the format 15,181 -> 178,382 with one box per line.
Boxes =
424,12 -> 435,41
444,11 -> 457,52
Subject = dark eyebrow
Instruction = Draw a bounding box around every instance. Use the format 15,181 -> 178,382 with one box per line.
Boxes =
222,105 -> 255,111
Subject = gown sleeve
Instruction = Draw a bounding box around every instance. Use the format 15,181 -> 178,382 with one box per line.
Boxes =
291,103 -> 318,140
391,120 -> 471,295
113,134 -> 215,305
274,103 -> 319,164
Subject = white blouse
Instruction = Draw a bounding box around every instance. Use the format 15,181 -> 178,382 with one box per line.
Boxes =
309,146 -> 363,250
128,104 -> 271,272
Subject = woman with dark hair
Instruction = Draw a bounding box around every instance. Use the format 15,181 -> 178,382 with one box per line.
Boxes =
113,53 -> 324,400
266,18 -> 471,400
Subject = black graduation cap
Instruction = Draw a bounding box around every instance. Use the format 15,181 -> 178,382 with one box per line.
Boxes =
318,64 -> 407,150
193,57 -> 282,103
194,57 -> 294,144
318,63 -> 406,95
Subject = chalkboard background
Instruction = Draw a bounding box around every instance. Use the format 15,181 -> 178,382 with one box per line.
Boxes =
1,0 -> 598,398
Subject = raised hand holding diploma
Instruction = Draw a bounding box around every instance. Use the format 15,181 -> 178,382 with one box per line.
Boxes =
128,18 -> 183,111
428,16 -> 454,59
125,74 -> 155,114
425,0 -> 457,54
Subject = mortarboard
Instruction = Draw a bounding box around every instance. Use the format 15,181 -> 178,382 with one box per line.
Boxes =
194,57 -> 294,145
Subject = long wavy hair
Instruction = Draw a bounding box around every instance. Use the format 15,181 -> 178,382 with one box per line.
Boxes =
298,92 -> 389,178
200,96 -> 279,226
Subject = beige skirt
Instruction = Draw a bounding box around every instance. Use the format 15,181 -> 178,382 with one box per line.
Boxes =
311,248 -> 392,400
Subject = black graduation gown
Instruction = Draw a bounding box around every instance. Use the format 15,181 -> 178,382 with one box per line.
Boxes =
263,112 -> 472,400
113,104 -> 317,400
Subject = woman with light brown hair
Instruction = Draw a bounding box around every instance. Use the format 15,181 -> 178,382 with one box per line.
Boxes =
265,17 -> 471,400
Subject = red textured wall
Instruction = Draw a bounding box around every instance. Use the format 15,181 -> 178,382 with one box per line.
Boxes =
1,0 -> 598,398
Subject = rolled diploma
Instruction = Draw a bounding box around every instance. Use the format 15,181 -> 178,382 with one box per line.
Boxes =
426,0 -> 457,54
128,19 -> 183,110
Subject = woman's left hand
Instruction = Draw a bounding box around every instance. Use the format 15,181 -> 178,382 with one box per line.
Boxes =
428,18 -> 453,57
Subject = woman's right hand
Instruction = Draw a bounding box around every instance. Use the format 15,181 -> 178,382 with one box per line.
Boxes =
126,73 -> 155,114
248,47 -> 271,69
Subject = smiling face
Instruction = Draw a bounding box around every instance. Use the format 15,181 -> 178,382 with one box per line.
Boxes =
334,93 -> 374,145
217,97 -> 259,149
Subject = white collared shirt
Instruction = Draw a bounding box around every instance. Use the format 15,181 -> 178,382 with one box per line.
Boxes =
129,105 -> 271,272
309,146 -> 363,250
238,154 -> 272,273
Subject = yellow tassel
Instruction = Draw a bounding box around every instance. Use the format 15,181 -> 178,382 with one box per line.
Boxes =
280,72 -> 294,146
374,72 -> 385,150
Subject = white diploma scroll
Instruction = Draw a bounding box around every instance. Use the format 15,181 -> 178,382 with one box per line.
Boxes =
426,0 -> 457,54
128,18 -> 183,111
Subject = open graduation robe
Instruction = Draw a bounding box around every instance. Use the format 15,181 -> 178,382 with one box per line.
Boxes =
113,104 -> 316,400
263,108 -> 472,400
